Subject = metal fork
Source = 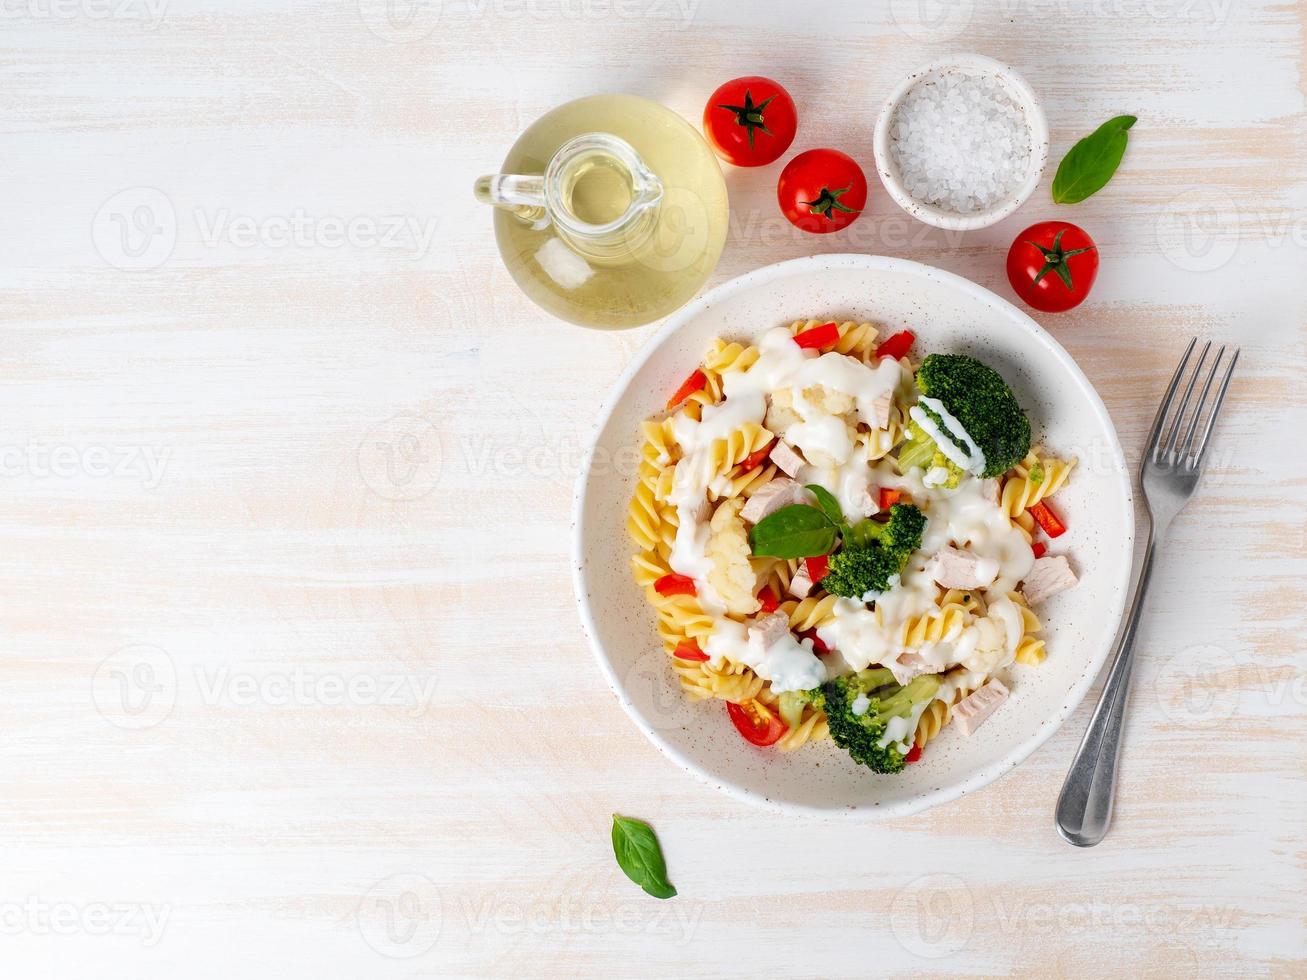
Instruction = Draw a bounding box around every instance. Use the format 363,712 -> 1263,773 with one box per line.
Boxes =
1055,338 -> 1239,847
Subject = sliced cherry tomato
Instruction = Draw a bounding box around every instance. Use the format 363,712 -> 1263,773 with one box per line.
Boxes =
879,488 -> 902,511
756,588 -> 780,614
672,639 -> 709,662
799,629 -> 830,656
1006,221 -> 1099,313
654,573 -> 697,597
1031,540 -> 1048,559
1028,501 -> 1067,539
727,700 -> 788,747
778,149 -> 867,234
739,438 -> 776,472
703,76 -> 797,168
876,330 -> 915,361
904,744 -> 923,764
667,369 -> 708,410
793,321 -> 841,350
806,554 -> 829,582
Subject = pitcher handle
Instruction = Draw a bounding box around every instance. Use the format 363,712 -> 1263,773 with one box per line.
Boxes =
474,173 -> 548,225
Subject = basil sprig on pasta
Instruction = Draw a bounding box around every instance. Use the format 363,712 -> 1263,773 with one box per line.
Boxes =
749,485 -> 846,559
611,814 -> 677,900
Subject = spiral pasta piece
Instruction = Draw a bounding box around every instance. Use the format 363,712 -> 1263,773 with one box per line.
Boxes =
900,602 -> 972,649
913,678 -> 978,750
626,463 -> 663,552
780,594 -> 841,633
1000,449 -> 1077,519
1007,591 -> 1047,666
675,661 -> 767,703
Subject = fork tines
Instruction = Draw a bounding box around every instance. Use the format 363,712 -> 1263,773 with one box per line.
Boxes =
1150,338 -> 1239,468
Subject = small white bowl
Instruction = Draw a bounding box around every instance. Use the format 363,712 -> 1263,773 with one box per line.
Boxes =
873,53 -> 1049,231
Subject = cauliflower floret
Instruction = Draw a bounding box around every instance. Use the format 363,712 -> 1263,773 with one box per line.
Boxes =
767,384 -> 859,468
765,387 -> 803,435
959,615 -> 1013,675
797,383 -> 854,418
706,499 -> 760,616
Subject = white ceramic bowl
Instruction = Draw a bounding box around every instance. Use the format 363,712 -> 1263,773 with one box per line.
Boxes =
873,53 -> 1050,231
572,255 -> 1133,819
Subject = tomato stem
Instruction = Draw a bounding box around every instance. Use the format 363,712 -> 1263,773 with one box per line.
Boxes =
1027,228 -> 1097,290
716,90 -> 776,150
804,185 -> 862,220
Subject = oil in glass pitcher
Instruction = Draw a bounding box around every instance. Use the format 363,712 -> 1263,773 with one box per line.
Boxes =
475,95 -> 729,330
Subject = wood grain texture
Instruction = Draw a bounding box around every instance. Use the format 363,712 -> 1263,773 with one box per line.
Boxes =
1,0 -> 1304,975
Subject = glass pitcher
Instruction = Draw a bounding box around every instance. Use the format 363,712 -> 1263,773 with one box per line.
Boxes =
475,94 -> 729,330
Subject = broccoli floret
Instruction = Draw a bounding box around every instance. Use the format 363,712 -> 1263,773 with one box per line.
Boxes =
893,420 -> 964,488
913,354 -> 1031,479
811,669 -> 942,773
821,503 -> 926,598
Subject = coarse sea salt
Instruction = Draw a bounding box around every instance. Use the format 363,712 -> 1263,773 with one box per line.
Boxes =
889,70 -> 1032,215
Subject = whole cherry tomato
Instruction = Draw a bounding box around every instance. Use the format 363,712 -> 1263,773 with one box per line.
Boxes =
703,76 -> 797,168
1006,221 -> 1099,313
777,149 -> 867,234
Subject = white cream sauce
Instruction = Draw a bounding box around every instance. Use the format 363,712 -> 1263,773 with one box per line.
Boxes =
702,614 -> 827,694
663,329 -> 1032,698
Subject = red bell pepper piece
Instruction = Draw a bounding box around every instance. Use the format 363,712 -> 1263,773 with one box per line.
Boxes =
739,439 -> 776,473
672,640 -> 709,662
1028,501 -> 1067,539
756,588 -> 780,614
793,322 -> 840,350
904,743 -> 923,764
654,573 -> 697,597
667,369 -> 707,410
879,488 -> 902,511
1031,540 -> 1048,559
876,330 -> 915,360
806,554 -> 829,582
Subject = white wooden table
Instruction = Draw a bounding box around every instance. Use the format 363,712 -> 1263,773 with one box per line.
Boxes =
2,0 -> 1303,975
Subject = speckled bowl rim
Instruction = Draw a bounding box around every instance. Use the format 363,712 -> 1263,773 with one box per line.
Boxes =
571,254 -> 1134,820
873,53 -> 1051,231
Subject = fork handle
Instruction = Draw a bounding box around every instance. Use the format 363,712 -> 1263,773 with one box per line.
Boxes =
1055,530 -> 1158,847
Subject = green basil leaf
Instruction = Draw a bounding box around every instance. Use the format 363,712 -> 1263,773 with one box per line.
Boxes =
805,484 -> 845,527
1051,115 -> 1137,205
748,505 -> 837,559
611,814 -> 676,900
